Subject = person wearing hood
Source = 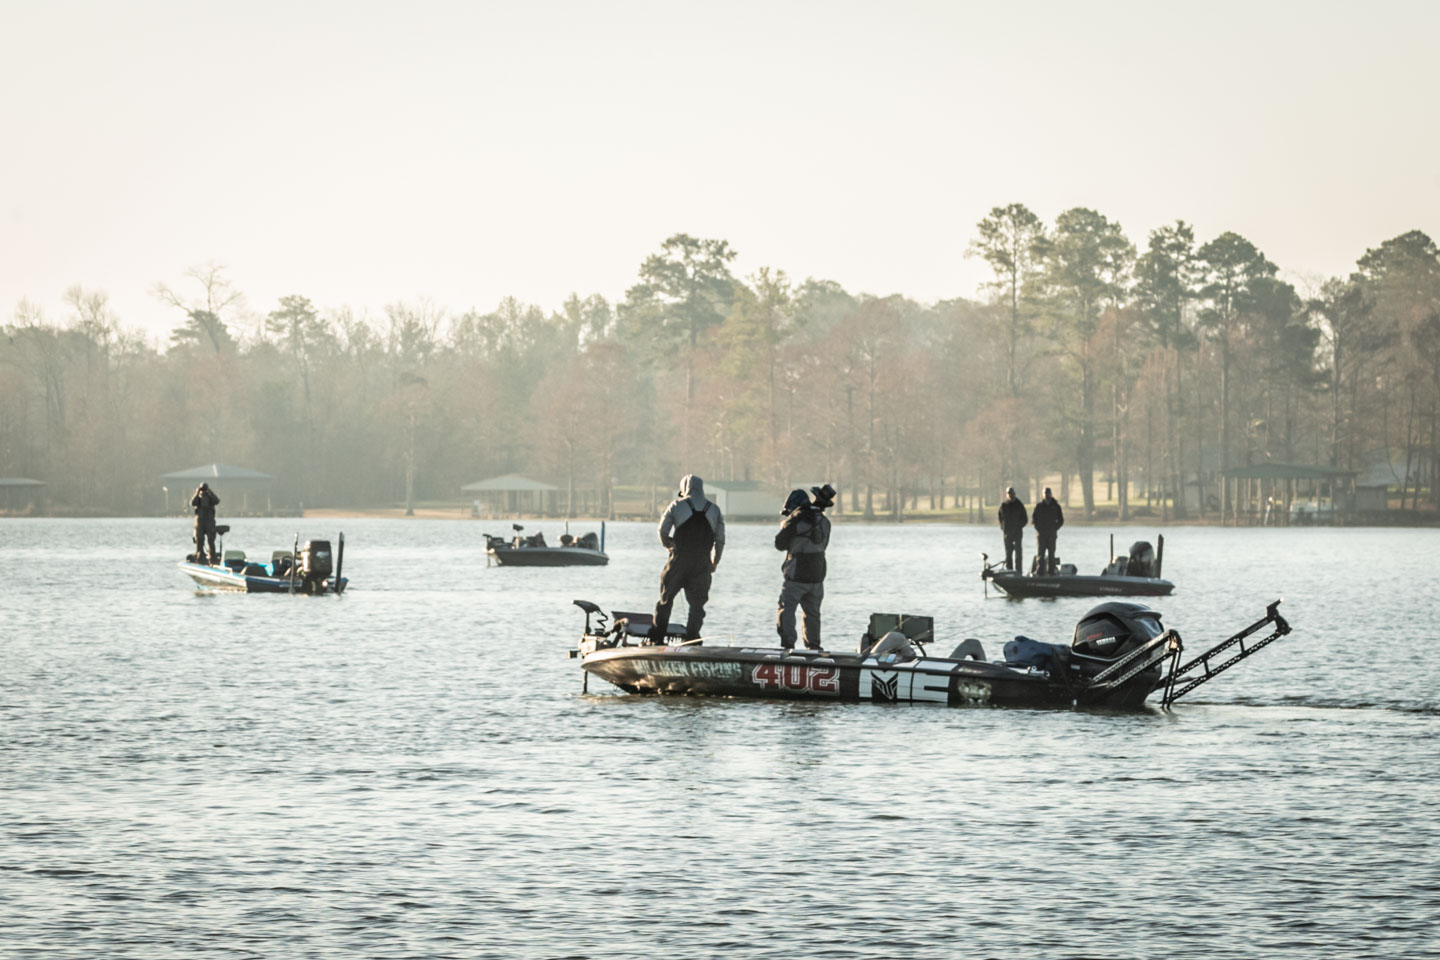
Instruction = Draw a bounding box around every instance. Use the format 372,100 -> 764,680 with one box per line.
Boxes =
651,474 -> 725,641
997,486 -> 1027,573
1032,486 -> 1064,575
191,482 -> 220,563
774,485 -> 833,651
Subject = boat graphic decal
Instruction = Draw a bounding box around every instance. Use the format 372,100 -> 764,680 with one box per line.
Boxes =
911,673 -> 951,703
870,671 -> 899,702
750,662 -> 840,695
955,680 -> 992,704
632,659 -> 743,679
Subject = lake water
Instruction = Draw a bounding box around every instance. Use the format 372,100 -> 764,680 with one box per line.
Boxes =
2,518 -> 1438,959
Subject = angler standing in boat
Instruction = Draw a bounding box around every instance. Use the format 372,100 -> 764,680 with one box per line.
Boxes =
190,482 -> 220,563
651,474 -> 725,641
1032,486 -> 1064,575
775,484 -> 834,652
997,486 -> 1028,572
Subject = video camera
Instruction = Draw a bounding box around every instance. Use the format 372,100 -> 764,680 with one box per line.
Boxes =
809,483 -> 837,512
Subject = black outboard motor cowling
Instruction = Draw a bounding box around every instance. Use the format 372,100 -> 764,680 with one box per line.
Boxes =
301,540 -> 333,585
1127,541 -> 1156,578
1072,601 -> 1165,662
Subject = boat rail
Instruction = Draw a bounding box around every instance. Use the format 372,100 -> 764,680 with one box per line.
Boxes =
1084,629 -> 1184,697
1160,600 -> 1291,707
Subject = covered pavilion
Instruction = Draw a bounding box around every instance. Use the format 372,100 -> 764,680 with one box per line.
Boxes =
462,474 -> 559,517
0,477 -> 45,513
161,463 -> 275,515
1220,462 -> 1360,525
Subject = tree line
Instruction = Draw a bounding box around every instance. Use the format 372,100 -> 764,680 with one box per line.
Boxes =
3,211 -> 1437,518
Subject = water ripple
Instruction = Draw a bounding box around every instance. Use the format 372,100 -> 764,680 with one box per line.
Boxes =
2,519 -> 1438,958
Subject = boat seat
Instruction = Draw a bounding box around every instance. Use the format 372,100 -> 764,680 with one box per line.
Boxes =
613,611 -> 654,637
948,638 -> 986,661
1003,636 -> 1066,672
224,549 -> 246,562
272,550 -> 293,564
868,631 -> 916,663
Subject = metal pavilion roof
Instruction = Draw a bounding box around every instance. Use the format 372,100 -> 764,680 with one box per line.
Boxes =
160,463 -> 274,482
1220,462 -> 1357,481
461,474 -> 559,493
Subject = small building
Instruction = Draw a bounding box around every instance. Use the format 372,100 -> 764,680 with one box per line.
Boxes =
705,481 -> 788,521
1352,484 -> 1388,512
0,477 -> 45,513
161,463 -> 275,515
462,474 -> 559,517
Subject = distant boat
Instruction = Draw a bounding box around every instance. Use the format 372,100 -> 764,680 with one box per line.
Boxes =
179,526 -> 348,594
981,535 -> 1175,599
485,522 -> 608,567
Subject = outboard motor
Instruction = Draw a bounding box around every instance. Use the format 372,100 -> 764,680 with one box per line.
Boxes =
1071,602 -> 1165,665
300,539 -> 333,591
1127,541 -> 1156,578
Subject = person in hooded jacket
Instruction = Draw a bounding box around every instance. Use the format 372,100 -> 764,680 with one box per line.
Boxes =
191,482 -> 220,563
997,486 -> 1027,572
775,487 -> 832,651
1031,486 -> 1064,574
651,474 -> 725,641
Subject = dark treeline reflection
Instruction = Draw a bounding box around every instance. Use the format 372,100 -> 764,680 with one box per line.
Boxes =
3,211 -> 1438,517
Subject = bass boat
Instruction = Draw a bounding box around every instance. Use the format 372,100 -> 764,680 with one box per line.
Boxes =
982,535 -> 1175,599
179,526 -> 348,594
572,598 -> 1292,711
486,522 -> 608,567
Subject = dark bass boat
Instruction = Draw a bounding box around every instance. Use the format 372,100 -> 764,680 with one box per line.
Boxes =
179,526 -> 348,594
485,522 -> 608,567
572,598 -> 1292,711
982,535 -> 1175,599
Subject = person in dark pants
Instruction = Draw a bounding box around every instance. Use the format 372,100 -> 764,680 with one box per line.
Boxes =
191,482 -> 220,563
651,474 -> 725,641
997,486 -> 1028,573
775,485 -> 834,651
1032,486 -> 1064,575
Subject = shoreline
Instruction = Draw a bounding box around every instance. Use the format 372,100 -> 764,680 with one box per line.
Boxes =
3,507 -> 1435,528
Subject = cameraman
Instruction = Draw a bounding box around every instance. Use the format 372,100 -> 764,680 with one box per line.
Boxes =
190,482 -> 220,563
775,484 -> 834,652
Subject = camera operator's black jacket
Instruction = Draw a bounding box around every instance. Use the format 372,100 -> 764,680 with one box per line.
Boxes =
191,486 -> 219,524
776,508 -> 830,583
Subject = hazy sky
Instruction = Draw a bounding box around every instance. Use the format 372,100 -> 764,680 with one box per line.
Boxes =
2,0 -> 1436,341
